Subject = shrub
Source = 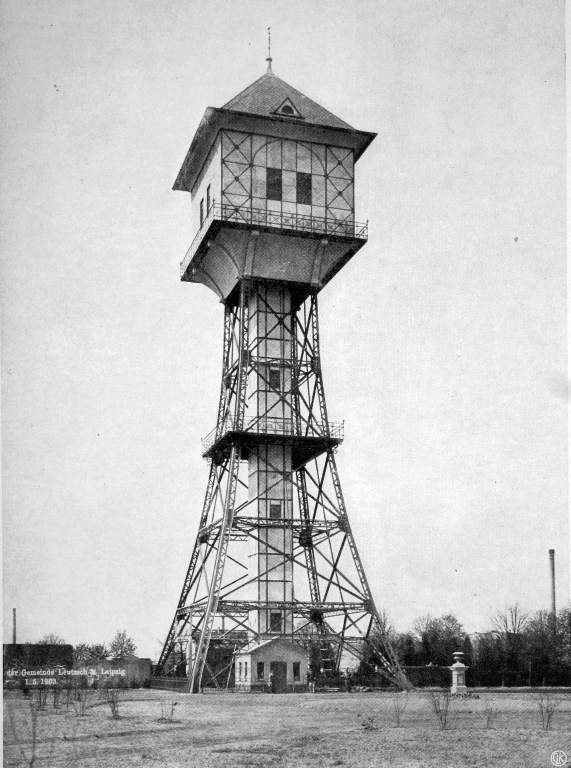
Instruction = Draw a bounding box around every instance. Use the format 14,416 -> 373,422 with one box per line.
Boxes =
479,700 -> 498,729
428,691 -> 455,730
32,686 -> 49,710
52,686 -> 62,709
391,692 -> 409,727
359,712 -> 380,730
105,688 -> 121,719
535,694 -> 558,731
158,700 -> 179,722
73,687 -> 90,717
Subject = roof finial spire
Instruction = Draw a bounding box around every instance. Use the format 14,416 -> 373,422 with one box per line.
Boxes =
266,26 -> 273,73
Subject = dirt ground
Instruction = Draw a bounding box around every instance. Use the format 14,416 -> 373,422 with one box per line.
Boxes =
4,688 -> 571,768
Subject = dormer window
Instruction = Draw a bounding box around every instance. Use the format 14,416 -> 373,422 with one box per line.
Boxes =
271,97 -> 302,119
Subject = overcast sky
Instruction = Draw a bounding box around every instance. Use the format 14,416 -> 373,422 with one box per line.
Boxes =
2,0 -> 567,659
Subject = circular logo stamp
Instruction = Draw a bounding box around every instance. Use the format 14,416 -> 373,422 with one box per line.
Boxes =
551,750 -> 568,767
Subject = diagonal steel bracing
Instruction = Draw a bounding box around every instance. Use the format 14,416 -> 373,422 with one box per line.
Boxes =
157,284 -> 409,690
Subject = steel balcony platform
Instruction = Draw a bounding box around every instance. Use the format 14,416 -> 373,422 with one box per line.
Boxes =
181,203 -> 368,281
202,417 -> 344,469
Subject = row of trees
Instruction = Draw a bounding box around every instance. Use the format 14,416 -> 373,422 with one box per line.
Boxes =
38,630 -> 137,664
38,607 -> 571,686
365,606 -> 571,687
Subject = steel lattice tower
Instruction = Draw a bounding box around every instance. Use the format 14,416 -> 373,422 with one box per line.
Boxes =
156,63 -> 409,692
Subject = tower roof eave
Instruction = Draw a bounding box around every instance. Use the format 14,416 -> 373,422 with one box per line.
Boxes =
173,107 -> 376,194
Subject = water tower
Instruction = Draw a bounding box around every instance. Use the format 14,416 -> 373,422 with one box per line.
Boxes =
156,57 -> 408,692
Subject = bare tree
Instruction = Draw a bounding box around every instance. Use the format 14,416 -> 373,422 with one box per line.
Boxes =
492,605 -> 529,683
37,634 -> 66,645
412,613 -> 465,665
492,605 -> 528,637
109,630 -> 136,658
377,608 -> 393,636
412,614 -> 434,643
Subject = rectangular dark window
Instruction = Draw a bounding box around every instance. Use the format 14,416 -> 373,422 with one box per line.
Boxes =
296,172 -> 312,205
200,198 -> 204,226
257,661 -> 265,680
268,367 -> 281,390
269,502 -> 282,520
270,611 -> 282,632
206,184 -> 211,212
293,662 -> 300,681
267,167 -> 282,201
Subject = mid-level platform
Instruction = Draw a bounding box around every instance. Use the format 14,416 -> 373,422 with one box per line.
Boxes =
202,416 -> 344,469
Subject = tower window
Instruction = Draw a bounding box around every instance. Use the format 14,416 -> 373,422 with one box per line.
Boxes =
257,661 -> 265,680
270,612 -> 282,632
206,184 -> 211,212
268,367 -> 281,390
296,172 -> 312,205
200,198 -> 204,226
269,502 -> 282,520
267,168 -> 282,201
293,662 -> 300,680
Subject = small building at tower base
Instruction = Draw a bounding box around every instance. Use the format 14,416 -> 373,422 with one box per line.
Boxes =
234,638 -> 307,693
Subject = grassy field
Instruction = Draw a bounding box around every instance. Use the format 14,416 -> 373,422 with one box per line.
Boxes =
4,688 -> 571,768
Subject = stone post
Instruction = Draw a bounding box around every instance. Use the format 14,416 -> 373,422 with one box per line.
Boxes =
450,650 -> 468,694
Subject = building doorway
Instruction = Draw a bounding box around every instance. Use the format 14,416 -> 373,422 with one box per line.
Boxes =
270,661 -> 287,693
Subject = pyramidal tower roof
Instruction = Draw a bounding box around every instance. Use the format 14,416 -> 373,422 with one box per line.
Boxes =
222,70 -> 354,131
173,67 -> 376,193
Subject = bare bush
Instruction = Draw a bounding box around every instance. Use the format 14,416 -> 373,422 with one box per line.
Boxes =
52,686 -> 62,709
479,700 -> 498,729
391,692 -> 409,727
158,700 -> 179,722
64,685 -> 74,711
105,688 -> 121,719
359,711 -> 380,730
428,691 -> 455,730
73,687 -> 90,717
32,686 -> 49,711
535,693 -> 558,731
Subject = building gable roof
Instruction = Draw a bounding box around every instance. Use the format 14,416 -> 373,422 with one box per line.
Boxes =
237,637 -> 307,656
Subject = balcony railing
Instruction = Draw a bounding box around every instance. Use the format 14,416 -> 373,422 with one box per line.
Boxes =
181,202 -> 368,277
201,416 -> 344,454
